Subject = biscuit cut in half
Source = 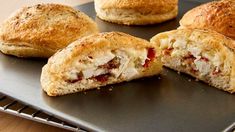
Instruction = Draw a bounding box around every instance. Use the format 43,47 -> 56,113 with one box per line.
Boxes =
94,0 -> 178,25
41,32 -> 162,96
151,29 -> 235,93
179,0 -> 235,39
0,3 -> 98,58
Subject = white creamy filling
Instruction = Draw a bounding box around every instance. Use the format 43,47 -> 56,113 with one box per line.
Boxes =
82,68 -> 107,79
171,50 -> 187,57
122,67 -> 139,79
67,69 -> 79,80
188,47 -> 201,57
66,48 -> 151,82
94,52 -> 115,66
112,50 -> 131,78
161,38 -> 224,76
173,39 -> 187,49
194,58 -> 211,75
138,50 -> 148,65
160,38 -> 170,49
212,54 -> 222,67
123,48 -> 148,65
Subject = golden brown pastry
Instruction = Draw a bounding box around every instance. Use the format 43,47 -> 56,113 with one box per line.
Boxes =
41,32 -> 162,96
179,0 -> 235,39
151,28 -> 235,93
94,0 -> 178,25
0,3 -> 98,58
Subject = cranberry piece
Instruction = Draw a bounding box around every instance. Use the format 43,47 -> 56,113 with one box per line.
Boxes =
95,74 -> 109,83
143,48 -> 156,68
190,68 -> 198,73
143,59 -> 151,68
147,48 -> 156,60
200,57 -> 209,62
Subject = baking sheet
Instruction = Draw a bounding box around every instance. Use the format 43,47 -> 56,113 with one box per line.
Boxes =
1,0 -> 235,131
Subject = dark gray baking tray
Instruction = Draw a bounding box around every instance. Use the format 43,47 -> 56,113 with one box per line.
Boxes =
1,0 -> 235,132
0,93 -> 82,131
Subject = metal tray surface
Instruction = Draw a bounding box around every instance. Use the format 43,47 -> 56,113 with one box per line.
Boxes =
0,93 -> 82,131
1,1 -> 235,132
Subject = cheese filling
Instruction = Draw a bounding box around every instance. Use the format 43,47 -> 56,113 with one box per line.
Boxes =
64,48 -> 156,84
159,37 -> 232,89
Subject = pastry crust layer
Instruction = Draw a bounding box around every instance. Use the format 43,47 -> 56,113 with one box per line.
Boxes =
94,0 -> 178,25
151,29 -> 235,93
180,0 -> 235,39
41,32 -> 162,96
0,3 -> 98,57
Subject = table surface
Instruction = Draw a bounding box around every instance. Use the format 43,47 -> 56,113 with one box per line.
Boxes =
0,0 -> 92,131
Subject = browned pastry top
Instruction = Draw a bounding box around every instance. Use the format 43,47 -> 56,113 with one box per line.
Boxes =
180,0 -> 235,39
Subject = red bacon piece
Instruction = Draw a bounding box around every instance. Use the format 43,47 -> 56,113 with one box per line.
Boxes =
143,59 -> 151,68
95,74 -> 109,83
200,57 -> 209,62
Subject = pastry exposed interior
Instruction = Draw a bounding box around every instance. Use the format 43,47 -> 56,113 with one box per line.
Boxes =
151,29 -> 235,93
41,32 -> 162,96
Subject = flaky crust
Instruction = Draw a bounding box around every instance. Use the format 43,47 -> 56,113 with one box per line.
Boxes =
151,29 -> 235,93
94,0 -> 178,25
95,0 -> 178,14
0,43 -> 54,58
0,3 -> 98,58
41,32 -> 162,96
179,0 -> 235,39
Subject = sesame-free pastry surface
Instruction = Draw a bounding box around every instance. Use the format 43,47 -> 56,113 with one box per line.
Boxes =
0,3 -> 98,58
94,0 -> 178,25
1,1 -> 235,132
